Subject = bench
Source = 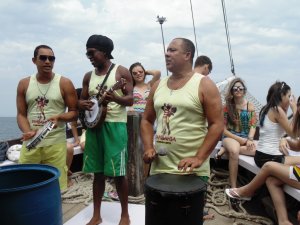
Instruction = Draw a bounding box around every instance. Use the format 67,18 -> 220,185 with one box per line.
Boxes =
211,141 -> 300,201
238,153 -> 300,202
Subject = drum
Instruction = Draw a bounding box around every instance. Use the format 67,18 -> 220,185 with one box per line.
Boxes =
26,121 -> 55,150
145,173 -> 207,225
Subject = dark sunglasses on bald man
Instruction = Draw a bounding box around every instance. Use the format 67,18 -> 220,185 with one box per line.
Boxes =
232,86 -> 245,92
38,55 -> 56,62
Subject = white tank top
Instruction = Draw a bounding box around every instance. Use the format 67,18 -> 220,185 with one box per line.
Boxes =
257,115 -> 285,155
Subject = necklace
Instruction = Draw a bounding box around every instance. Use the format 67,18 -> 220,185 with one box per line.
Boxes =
36,74 -> 54,97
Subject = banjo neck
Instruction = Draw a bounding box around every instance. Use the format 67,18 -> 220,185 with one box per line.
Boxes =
97,78 -> 127,106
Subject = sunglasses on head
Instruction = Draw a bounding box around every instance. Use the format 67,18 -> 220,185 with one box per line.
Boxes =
232,86 -> 245,92
38,55 -> 55,62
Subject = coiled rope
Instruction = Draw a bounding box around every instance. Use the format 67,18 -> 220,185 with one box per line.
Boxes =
206,168 -> 273,225
62,169 -> 273,224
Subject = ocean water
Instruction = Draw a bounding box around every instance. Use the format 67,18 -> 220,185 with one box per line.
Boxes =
0,117 -> 22,141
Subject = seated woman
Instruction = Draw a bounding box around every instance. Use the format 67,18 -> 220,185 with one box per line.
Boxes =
226,95 -> 300,225
219,77 -> 257,188
127,62 -> 161,113
254,81 -> 299,168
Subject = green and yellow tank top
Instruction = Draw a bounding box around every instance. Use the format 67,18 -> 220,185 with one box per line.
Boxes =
88,64 -> 127,122
25,74 -> 66,147
151,73 -> 210,177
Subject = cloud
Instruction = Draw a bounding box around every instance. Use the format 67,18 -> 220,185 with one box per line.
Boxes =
0,0 -> 300,117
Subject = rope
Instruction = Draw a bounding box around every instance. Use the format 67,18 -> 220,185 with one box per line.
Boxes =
189,0 -> 199,57
62,170 -> 273,224
61,172 -> 145,206
221,0 -> 236,75
206,168 -> 274,225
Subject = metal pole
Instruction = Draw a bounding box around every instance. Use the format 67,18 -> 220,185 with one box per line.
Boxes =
157,15 -> 169,76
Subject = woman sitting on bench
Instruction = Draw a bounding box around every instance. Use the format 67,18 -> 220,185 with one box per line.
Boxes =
226,95 -> 300,225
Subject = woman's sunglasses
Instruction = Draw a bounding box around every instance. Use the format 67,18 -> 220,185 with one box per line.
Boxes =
232,86 -> 245,92
38,55 -> 55,62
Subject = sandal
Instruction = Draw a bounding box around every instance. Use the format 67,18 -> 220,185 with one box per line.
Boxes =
225,188 -> 251,201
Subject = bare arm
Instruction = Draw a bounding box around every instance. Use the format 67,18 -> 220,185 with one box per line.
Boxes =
49,77 -> 78,124
146,69 -> 161,87
178,77 -> 224,171
78,71 -> 94,111
141,80 -> 160,163
106,65 -> 133,106
196,77 -> 224,160
273,107 -> 295,137
16,77 -> 32,133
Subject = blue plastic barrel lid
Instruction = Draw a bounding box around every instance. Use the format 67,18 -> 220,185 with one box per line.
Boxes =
0,142 -> 9,162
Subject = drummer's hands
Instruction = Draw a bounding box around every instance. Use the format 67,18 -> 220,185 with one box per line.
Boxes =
22,130 -> 37,141
79,99 -> 94,111
143,148 -> 157,164
178,156 -> 203,173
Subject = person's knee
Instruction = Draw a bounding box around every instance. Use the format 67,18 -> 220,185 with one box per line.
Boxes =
227,147 -> 239,159
266,176 -> 282,187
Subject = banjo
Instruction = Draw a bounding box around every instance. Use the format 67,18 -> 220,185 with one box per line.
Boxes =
84,78 -> 127,128
26,121 -> 55,150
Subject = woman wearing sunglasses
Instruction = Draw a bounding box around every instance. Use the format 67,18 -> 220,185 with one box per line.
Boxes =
127,62 -> 161,113
218,77 -> 257,189
225,96 -> 300,225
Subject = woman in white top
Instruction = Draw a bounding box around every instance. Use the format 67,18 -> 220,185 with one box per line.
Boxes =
226,96 -> 300,225
254,81 -> 299,167
128,62 -> 160,113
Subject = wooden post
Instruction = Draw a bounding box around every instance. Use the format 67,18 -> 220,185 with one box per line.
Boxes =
126,112 -> 146,196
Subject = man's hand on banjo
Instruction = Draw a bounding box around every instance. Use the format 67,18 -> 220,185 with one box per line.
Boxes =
79,99 -> 94,111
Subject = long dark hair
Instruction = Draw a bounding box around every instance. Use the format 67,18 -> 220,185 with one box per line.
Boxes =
225,77 -> 247,125
293,97 -> 300,136
129,62 -> 146,86
259,81 -> 291,127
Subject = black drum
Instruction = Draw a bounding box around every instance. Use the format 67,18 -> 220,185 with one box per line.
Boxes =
145,173 -> 207,225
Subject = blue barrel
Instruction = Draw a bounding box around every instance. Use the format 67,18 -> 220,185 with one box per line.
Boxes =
0,164 -> 62,225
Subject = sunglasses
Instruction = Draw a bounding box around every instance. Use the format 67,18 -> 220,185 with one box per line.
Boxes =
38,55 -> 55,62
86,49 -> 100,58
232,86 -> 245,92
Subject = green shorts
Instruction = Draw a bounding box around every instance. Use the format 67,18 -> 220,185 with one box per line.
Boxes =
19,142 -> 68,191
83,122 -> 128,177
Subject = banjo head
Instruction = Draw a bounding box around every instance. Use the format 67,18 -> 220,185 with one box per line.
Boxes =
84,97 -> 103,128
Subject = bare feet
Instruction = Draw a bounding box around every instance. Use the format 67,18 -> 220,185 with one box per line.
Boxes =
203,211 -> 215,220
67,178 -> 73,188
86,216 -> 102,225
119,216 -> 130,225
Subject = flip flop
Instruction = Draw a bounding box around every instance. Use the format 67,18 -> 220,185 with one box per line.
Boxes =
225,188 -> 251,201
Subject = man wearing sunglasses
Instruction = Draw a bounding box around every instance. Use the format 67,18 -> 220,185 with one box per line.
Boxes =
16,44 -> 78,191
79,34 -> 133,225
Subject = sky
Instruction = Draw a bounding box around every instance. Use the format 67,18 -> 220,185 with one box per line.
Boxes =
0,0 -> 300,117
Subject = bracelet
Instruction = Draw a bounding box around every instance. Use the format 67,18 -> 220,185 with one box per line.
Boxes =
247,137 -> 254,141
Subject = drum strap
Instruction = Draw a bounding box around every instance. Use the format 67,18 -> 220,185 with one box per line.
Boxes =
98,63 -> 116,92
